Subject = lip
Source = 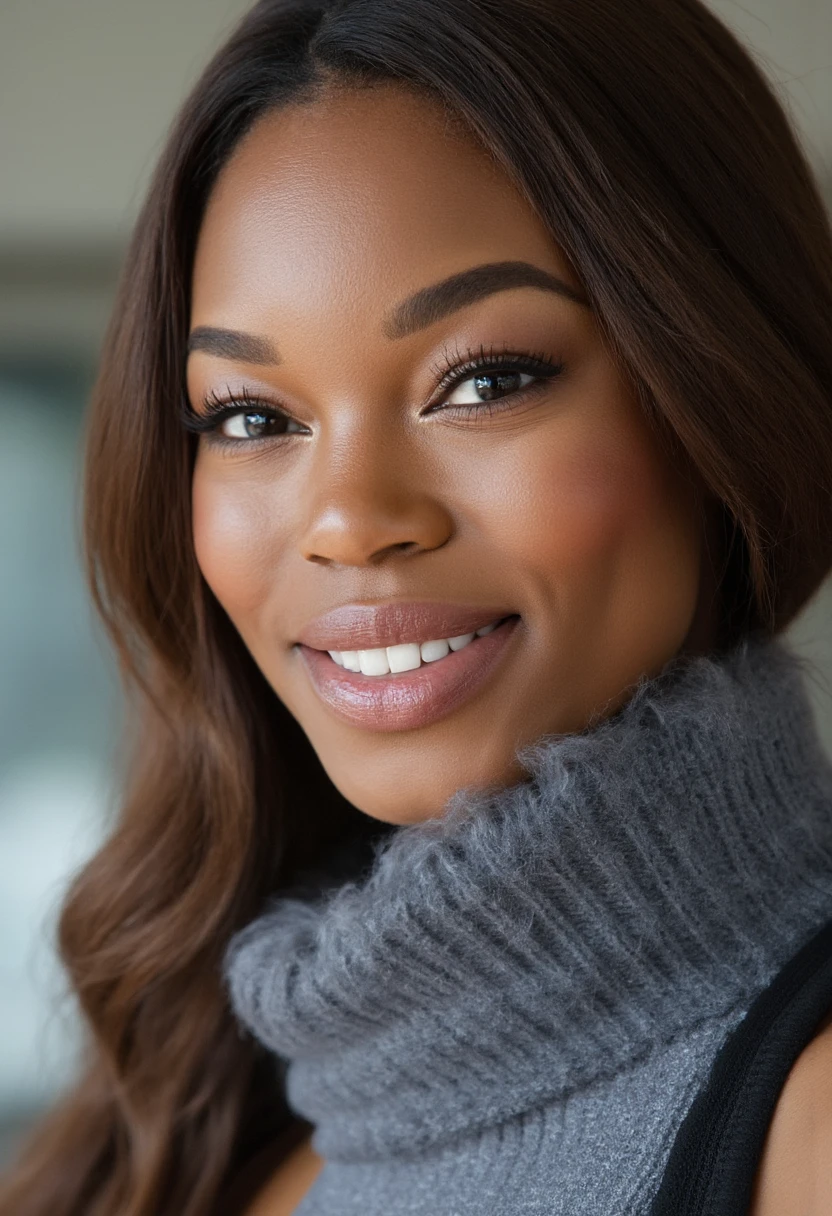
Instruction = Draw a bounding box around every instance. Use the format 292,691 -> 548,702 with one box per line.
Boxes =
296,614 -> 521,732
295,600 -> 519,652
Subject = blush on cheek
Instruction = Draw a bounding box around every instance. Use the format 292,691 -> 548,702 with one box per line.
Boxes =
494,430 -> 651,573
490,416 -> 700,653
544,433 -> 702,655
191,473 -> 277,619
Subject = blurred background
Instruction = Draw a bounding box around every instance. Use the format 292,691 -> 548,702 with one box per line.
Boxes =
0,0 -> 830,1167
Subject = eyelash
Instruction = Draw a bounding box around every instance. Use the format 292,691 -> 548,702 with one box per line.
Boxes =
179,343 -> 565,450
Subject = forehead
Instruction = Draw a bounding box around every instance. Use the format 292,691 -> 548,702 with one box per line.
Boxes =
191,83 -> 579,329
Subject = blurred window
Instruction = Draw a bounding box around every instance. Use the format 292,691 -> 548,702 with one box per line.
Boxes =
0,361 -> 120,1162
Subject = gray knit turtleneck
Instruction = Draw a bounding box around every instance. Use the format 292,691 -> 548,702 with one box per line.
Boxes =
225,635 -> 832,1215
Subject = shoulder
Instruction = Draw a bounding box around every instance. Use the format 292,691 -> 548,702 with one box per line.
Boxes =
241,1128 -> 323,1216
749,1007 -> 832,1216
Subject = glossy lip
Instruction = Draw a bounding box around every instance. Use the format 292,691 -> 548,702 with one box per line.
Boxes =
295,600 -> 519,652
296,614 -> 521,732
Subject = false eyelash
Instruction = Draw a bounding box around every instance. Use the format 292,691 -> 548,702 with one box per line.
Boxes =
177,386 -> 289,434
178,344 -> 566,446
423,343 -> 565,420
428,341 -> 564,392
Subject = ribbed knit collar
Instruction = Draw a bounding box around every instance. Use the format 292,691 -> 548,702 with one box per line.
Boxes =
225,635 -> 832,1162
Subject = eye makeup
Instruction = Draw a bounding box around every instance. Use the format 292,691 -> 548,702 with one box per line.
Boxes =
180,342 -> 566,449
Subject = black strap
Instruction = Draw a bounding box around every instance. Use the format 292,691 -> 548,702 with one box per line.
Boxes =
650,914 -> 832,1216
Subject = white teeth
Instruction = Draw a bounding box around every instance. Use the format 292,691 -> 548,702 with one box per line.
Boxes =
359,648 -> 390,676
325,618 -> 506,676
387,642 -> 422,673
448,632 -> 476,650
420,638 -> 450,663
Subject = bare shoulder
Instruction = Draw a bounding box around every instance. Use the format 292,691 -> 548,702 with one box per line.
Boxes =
748,1006 -> 832,1216
242,1128 -> 324,1216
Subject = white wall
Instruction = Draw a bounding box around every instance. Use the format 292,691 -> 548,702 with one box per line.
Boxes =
0,0 -> 251,244
0,0 -> 829,245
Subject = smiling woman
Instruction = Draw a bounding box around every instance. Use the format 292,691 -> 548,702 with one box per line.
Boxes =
2,1 -> 832,1215
179,85 -> 714,822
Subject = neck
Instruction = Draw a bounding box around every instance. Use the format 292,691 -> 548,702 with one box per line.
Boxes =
226,633 -> 832,1162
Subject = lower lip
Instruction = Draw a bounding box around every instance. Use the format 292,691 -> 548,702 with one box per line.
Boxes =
296,615 -> 521,732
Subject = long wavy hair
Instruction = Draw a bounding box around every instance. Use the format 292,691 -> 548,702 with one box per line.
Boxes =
3,0 -> 832,1212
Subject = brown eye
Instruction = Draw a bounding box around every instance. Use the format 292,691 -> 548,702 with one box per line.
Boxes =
221,411 -> 284,439
445,370 -> 535,406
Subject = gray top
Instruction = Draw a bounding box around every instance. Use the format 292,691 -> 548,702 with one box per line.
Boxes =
225,634 -> 832,1214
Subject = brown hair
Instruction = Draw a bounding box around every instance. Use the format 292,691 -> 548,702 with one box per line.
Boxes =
3,0 -> 832,1212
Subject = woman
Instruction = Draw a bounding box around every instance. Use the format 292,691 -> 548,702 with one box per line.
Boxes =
3,0 -> 832,1212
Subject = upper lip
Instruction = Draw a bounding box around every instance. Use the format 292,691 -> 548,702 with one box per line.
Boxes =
296,601 -> 518,651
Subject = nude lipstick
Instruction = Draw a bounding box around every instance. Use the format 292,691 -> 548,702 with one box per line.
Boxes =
294,603 -> 521,732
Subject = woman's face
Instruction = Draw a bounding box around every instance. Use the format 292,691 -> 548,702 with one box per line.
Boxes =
188,83 -> 717,825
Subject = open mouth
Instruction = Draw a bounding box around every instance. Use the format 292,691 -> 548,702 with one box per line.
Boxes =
324,614 -> 518,676
297,615 -> 522,732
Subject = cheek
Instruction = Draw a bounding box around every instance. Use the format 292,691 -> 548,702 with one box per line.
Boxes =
192,460 -> 281,620
475,410 -> 700,620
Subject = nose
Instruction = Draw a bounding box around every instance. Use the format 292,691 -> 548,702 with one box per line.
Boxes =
297,431 -> 454,568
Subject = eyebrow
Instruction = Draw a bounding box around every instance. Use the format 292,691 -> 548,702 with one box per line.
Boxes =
381,260 -> 590,340
187,327 -> 280,365
186,260 -> 590,364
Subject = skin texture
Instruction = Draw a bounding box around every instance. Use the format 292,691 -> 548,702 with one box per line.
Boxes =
186,83 -> 831,1214
748,1008 -> 832,1216
188,82 -> 720,827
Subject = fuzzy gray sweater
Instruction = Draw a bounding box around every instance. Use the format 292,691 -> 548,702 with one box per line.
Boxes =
224,635 -> 832,1214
